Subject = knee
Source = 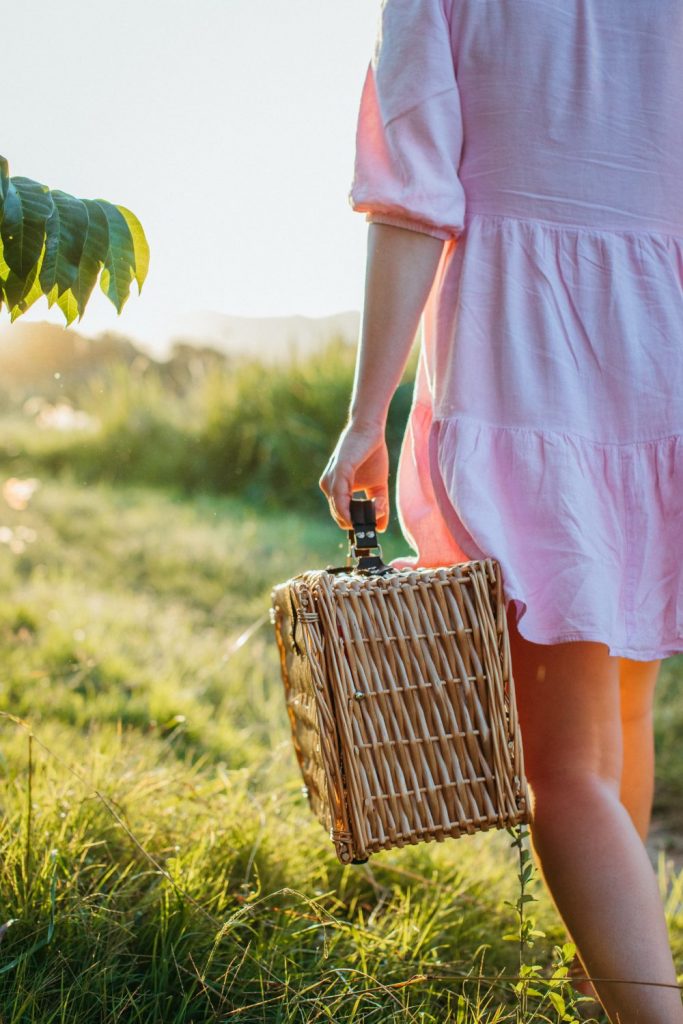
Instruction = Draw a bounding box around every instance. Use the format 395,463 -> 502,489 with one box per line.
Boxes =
521,737 -> 622,807
527,768 -> 621,825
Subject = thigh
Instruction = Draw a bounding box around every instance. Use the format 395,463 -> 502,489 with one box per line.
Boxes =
506,603 -> 623,791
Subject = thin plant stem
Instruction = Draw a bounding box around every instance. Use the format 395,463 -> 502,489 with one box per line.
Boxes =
24,730 -> 33,897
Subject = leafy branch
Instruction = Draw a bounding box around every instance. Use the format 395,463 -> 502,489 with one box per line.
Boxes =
0,155 -> 149,324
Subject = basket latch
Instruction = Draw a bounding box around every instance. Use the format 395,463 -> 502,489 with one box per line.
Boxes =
347,496 -> 392,575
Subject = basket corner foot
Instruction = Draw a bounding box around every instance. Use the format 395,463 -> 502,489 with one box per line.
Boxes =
331,829 -> 363,865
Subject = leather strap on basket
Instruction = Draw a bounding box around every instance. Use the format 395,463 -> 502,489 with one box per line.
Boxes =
347,496 -> 393,575
324,495 -> 395,576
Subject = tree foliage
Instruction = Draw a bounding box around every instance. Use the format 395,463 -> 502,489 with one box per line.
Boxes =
0,155 -> 149,324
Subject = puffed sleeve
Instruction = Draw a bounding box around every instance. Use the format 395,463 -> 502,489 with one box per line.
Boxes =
349,0 -> 465,241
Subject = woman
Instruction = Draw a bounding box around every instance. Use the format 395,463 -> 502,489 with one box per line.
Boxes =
319,2 -> 683,1021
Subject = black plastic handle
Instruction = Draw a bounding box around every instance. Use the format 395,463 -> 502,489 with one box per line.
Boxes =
340,495 -> 393,575
324,494 -> 395,576
348,496 -> 380,554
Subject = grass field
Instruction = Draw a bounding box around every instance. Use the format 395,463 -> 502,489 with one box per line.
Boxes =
0,475 -> 680,1022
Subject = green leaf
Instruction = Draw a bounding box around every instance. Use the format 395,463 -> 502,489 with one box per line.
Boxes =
0,158 -> 147,322
0,235 -> 7,311
5,262 -> 39,312
1,175 -> 53,278
44,282 -> 59,309
56,288 -> 79,326
11,251 -> 45,319
40,190 -> 89,297
4,241 -> 45,316
0,233 -> 10,280
72,199 -> 109,317
116,203 -> 149,292
548,991 -> 566,1014
0,156 -> 8,226
94,199 -> 135,313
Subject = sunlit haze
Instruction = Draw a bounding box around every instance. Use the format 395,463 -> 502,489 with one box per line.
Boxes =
3,1 -> 379,355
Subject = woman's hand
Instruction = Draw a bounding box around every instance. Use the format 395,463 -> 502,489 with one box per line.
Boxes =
319,420 -> 390,532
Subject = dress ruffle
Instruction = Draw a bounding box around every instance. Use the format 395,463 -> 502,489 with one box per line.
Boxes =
390,401 -> 683,661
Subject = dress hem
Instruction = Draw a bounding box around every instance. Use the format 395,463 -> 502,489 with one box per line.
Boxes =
506,595 -> 682,662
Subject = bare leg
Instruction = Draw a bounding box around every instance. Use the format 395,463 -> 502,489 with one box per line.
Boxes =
618,657 -> 661,842
568,656 -> 662,1004
507,605 -> 682,1023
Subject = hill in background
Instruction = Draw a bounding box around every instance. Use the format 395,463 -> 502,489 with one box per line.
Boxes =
0,311 -> 360,402
167,310 -> 360,363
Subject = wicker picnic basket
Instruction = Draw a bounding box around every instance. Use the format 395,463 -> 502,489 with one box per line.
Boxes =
270,496 -> 530,865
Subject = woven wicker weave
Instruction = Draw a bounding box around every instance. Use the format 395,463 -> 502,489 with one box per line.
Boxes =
271,551 -> 530,865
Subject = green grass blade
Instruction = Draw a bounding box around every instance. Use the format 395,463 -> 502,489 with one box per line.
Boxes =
0,850 -> 57,976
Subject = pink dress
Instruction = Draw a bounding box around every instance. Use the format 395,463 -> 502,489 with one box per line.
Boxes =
349,0 -> 683,662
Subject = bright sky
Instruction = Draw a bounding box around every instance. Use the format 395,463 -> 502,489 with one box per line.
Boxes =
4,0 -> 379,354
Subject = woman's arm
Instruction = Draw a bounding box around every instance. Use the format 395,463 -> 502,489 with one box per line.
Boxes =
319,221 -> 445,531
350,222 -> 446,428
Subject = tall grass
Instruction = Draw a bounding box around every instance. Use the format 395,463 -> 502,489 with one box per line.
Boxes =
0,336 -> 680,1019
0,337 -> 417,515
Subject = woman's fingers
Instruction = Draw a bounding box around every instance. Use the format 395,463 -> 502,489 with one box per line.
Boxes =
326,479 -> 353,530
363,484 -> 390,532
319,456 -> 353,529
319,422 -> 390,532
